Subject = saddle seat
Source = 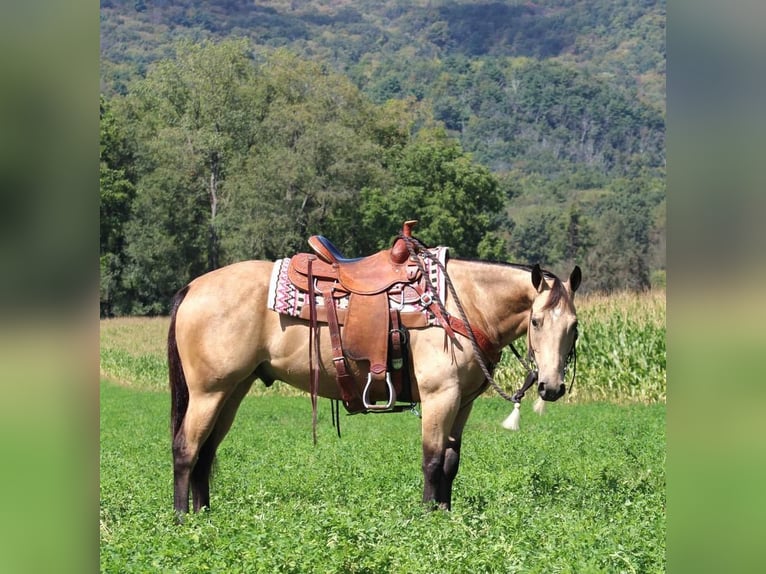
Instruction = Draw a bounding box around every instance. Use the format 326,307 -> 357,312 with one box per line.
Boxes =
305,220 -> 418,295
307,235 -> 363,264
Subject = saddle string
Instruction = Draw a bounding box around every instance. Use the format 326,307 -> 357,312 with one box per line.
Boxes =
307,256 -> 320,446
331,399 -> 341,438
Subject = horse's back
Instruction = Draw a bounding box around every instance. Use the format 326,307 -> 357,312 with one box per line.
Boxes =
185,259 -> 272,301
171,258 -> 490,401
180,260 -> 274,319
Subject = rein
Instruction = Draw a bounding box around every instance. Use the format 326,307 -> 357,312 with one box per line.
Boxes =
507,341 -> 538,403
399,234 -> 514,404
507,330 -> 577,403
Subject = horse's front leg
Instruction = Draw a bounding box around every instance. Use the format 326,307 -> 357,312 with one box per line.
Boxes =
441,401 -> 474,509
420,390 -> 461,510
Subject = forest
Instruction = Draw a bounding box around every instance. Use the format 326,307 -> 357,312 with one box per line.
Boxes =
100,0 -> 665,316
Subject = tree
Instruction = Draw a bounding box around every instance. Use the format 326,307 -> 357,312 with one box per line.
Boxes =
117,39 -> 263,313
563,203 -> 594,266
104,43 -> 422,313
585,177 -> 658,292
122,139 -> 212,314
100,95 -> 136,316
218,51 -> 403,262
358,126 -> 505,258
509,209 -> 564,267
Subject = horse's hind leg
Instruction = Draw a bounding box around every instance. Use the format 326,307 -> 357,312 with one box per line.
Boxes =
173,390 -> 231,516
190,377 -> 254,512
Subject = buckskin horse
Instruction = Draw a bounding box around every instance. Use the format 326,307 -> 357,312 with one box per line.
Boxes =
168,222 -> 581,514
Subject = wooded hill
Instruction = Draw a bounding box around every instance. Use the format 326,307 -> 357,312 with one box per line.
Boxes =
100,0 -> 665,315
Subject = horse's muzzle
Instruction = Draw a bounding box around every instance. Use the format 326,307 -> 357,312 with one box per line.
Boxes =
538,381 -> 566,401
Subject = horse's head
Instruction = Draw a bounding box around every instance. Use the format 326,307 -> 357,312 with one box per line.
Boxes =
528,264 -> 581,402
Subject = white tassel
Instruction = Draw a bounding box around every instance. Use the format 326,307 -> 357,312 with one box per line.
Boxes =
533,397 -> 546,415
501,402 -> 522,431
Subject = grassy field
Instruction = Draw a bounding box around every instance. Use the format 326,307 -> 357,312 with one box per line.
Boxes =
100,383 -> 664,573
100,290 -> 665,572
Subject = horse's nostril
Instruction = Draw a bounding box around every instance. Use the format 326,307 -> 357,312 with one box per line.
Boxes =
537,381 -> 546,392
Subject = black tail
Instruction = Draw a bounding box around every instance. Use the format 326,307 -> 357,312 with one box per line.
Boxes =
168,285 -> 190,439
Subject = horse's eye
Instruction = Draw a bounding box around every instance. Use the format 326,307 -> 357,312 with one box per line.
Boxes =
531,317 -> 540,328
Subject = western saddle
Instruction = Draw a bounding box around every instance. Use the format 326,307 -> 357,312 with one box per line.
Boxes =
287,221 -> 425,414
286,220 -> 500,415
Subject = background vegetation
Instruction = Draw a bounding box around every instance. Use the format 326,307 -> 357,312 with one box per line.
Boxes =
100,0 -> 666,316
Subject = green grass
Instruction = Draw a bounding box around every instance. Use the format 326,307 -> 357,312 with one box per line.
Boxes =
100,381 -> 665,573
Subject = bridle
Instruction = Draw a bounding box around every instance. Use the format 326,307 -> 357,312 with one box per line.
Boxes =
507,315 -> 578,404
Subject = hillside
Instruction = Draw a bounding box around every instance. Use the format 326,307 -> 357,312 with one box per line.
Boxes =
101,1 -> 664,168
100,1 -> 665,311
100,0 -> 665,109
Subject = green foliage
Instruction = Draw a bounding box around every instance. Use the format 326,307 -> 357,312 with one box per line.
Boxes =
107,39 -> 264,313
218,50 -> 399,261
584,175 -> 664,292
358,127 -> 505,256
508,208 -> 565,267
457,58 -> 665,174
100,96 -> 137,316
122,154 -> 211,315
100,347 -> 168,390
99,2 -> 666,309
100,1 -> 666,108
100,381 -> 665,573
101,43 -> 507,313
574,292 -> 666,402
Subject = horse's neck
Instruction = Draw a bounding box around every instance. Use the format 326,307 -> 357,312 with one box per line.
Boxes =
446,260 -> 536,347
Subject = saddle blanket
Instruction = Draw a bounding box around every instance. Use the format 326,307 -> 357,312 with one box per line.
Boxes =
267,247 -> 448,326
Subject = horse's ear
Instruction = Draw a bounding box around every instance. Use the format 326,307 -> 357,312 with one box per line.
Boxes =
531,264 -> 543,291
569,266 -> 582,293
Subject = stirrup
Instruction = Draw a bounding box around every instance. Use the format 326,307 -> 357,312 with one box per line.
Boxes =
362,372 -> 396,411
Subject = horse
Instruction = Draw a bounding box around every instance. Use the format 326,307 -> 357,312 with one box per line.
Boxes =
168,249 -> 581,515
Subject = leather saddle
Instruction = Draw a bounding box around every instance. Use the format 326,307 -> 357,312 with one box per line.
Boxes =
287,221 -> 423,413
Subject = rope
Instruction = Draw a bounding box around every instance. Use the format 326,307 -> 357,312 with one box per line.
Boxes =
399,233 -> 518,404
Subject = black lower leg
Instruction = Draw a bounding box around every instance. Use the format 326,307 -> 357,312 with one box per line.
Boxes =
439,439 -> 461,510
191,436 -> 217,512
173,433 -> 192,516
423,449 -> 447,509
